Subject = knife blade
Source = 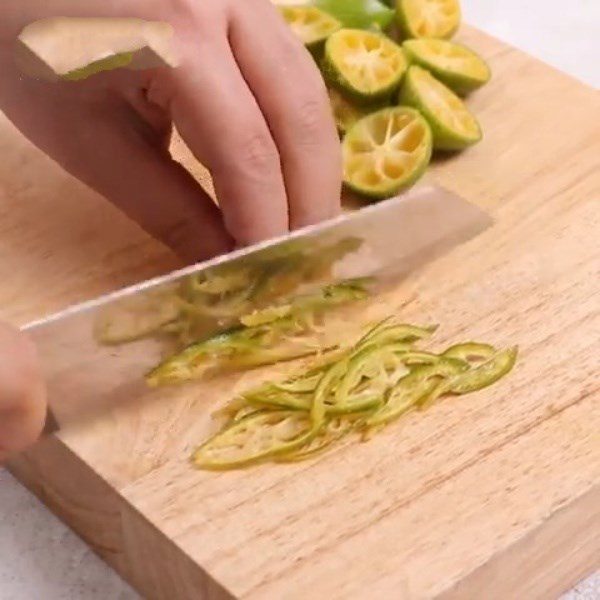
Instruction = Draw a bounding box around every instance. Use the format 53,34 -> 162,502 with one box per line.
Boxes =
23,184 -> 492,434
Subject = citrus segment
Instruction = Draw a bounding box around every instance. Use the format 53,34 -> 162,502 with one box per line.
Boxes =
323,29 -> 407,103
399,65 -> 481,150
396,0 -> 461,39
342,106 -> 432,198
403,38 -> 490,94
280,6 -> 341,52
328,87 -> 374,134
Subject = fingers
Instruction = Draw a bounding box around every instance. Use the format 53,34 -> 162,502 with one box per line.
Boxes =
0,65 -> 233,264
60,99 -> 234,264
230,0 -> 342,229
0,323 -> 46,463
2,0 -> 342,259
160,22 -> 290,247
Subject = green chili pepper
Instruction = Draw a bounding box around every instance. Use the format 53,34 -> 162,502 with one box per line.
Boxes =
148,278 -> 370,386
93,288 -> 180,345
419,346 -> 518,409
398,350 -> 442,366
335,345 -> 386,404
449,347 -> 518,394
191,410 -> 318,470
245,386 -> 381,415
146,327 -> 245,387
442,342 -> 496,364
273,374 -> 323,394
189,269 -> 252,295
328,391 -> 384,414
192,319 -> 518,470
276,416 -> 356,463
245,388 -> 311,411
367,358 -> 467,426
364,323 -> 439,347
312,358 -> 348,425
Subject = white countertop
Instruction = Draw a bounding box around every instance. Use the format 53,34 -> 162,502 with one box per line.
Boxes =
1,1 -> 598,598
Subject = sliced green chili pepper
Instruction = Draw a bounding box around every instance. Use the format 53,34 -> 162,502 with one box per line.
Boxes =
147,316 -> 321,386
312,358 -> 349,425
190,269 -> 252,295
273,374 -> 323,394
239,278 -> 368,328
148,278 -> 370,386
327,391 -> 383,414
231,405 -> 262,422
212,396 -> 247,421
181,271 -> 262,320
191,410 -> 317,470
443,342 -> 496,364
335,345 -> 387,404
419,346 -> 518,409
449,347 -> 518,394
245,387 -> 382,415
240,305 -> 293,327
276,417 -> 355,463
398,351 -> 442,366
191,319 -> 518,470
365,323 -> 438,348
93,288 -> 180,345
146,327 -> 259,387
245,389 -> 311,411
99,237 -> 365,351
367,358 -> 467,426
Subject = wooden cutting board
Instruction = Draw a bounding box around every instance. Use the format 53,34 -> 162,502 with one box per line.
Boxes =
2,26 -> 599,600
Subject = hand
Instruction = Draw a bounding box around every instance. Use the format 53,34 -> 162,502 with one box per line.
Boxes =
0,323 -> 46,463
0,0 -> 342,263
0,0 -> 342,455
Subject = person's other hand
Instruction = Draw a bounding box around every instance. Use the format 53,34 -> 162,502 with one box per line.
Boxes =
0,0 -> 342,263
0,323 -> 46,463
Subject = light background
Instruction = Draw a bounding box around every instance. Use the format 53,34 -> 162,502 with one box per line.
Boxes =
1,0 -> 598,597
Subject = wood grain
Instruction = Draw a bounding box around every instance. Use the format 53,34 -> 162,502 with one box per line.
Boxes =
2,26 -> 600,600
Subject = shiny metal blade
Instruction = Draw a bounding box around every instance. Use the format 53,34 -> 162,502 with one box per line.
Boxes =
24,185 -> 492,434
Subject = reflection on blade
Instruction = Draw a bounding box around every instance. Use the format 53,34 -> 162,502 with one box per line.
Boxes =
145,278 -> 371,388
94,236 -> 365,348
25,185 -> 492,434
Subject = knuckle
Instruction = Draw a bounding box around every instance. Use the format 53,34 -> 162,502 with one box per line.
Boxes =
165,0 -> 207,17
294,97 -> 328,142
237,129 -> 280,173
277,33 -> 305,65
161,0 -> 195,20
162,0 -> 227,30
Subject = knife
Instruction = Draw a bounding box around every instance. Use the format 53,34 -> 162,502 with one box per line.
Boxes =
22,184 -> 492,435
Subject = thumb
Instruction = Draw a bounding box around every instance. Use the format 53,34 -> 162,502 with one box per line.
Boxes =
0,323 -> 47,463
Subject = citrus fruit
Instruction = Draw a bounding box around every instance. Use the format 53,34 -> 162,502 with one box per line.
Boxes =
342,106 -> 432,199
322,29 -> 407,104
279,6 -> 341,54
396,0 -> 461,39
399,65 -> 481,150
327,87 -> 375,134
403,38 -> 491,94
